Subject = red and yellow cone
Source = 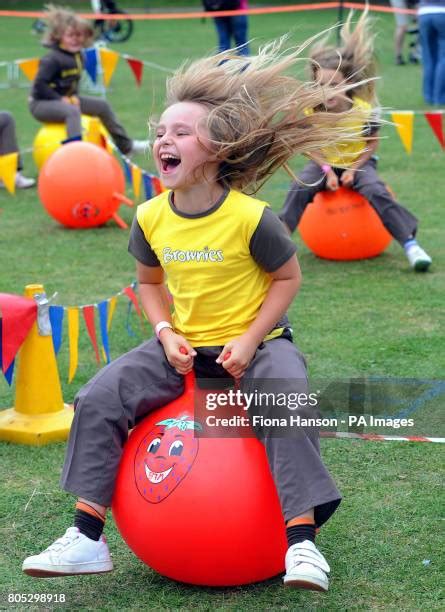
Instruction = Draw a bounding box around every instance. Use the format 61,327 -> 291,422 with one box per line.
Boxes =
0,284 -> 73,445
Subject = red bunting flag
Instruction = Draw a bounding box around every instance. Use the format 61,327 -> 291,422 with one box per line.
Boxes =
122,286 -> 143,319
82,305 -> 101,364
126,57 -> 144,87
424,112 -> 445,149
151,176 -> 164,195
0,293 -> 37,372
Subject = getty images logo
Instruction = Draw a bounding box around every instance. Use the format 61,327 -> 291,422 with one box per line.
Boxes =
162,246 -> 224,264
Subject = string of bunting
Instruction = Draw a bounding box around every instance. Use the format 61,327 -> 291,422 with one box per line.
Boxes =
13,47 -> 168,91
0,282 -> 146,386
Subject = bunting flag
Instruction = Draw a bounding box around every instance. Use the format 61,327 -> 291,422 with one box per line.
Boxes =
67,307 -> 79,383
0,321 -> 15,385
391,111 -> 414,154
49,305 -> 64,355
151,176 -> 164,195
0,152 -> 18,195
131,164 -> 142,199
122,285 -> 143,320
0,293 -> 37,375
98,48 -> 119,88
82,305 -> 100,365
143,173 -> 153,200
122,157 -> 132,185
17,57 -> 40,81
98,300 -> 111,364
3,359 -> 15,385
107,295 -> 117,331
83,47 -> 98,84
126,57 -> 144,87
124,299 -> 135,337
424,112 -> 445,149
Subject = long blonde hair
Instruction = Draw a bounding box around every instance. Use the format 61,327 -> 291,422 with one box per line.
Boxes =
42,4 -> 94,47
164,36 -> 373,193
309,9 -> 377,103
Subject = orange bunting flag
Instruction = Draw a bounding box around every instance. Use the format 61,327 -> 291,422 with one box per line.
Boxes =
391,111 -> 414,154
0,152 -> 18,195
67,307 -> 79,383
82,305 -> 101,365
17,57 -> 40,81
131,164 -> 142,199
99,48 -> 119,87
107,295 -> 117,331
126,57 -> 144,86
424,112 -> 445,149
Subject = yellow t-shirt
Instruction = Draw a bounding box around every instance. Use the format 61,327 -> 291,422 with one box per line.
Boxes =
129,189 -> 296,347
315,96 -> 376,167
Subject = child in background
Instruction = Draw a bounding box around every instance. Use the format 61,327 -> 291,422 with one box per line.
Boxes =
29,5 -> 148,155
279,11 -> 432,272
23,39 -> 369,591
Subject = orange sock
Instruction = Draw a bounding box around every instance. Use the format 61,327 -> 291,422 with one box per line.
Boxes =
75,501 -> 105,523
286,516 -> 315,528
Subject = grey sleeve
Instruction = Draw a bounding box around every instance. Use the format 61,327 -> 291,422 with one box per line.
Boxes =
249,207 -> 297,273
128,215 -> 161,267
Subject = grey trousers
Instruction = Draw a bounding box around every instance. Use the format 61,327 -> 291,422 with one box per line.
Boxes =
279,159 -> 418,245
0,111 -> 22,170
29,96 -> 132,154
61,337 -> 341,526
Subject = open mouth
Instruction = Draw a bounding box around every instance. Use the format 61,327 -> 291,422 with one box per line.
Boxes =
145,464 -> 173,483
160,153 -> 181,173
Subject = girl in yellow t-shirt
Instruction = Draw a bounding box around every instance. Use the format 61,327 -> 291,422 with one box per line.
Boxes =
23,37 -> 370,592
280,10 -> 432,272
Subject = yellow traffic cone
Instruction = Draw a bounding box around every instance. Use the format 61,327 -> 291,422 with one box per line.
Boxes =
0,284 -> 73,445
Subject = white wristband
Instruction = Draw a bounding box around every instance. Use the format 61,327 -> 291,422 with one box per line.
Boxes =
155,321 -> 173,339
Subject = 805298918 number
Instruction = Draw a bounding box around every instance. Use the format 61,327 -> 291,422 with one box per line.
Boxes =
8,593 -> 66,604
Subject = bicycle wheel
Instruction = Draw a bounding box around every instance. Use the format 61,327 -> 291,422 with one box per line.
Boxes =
100,10 -> 133,43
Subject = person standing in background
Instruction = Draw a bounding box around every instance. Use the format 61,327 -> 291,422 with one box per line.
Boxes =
389,0 -> 420,64
0,111 -> 35,189
418,0 -> 445,104
203,0 -> 249,55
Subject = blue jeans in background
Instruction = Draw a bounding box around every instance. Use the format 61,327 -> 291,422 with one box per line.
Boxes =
214,15 -> 249,55
419,12 -> 445,104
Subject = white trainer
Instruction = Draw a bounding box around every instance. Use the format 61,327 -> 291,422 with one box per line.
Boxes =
22,527 -> 113,577
0,172 -> 36,190
129,139 -> 150,155
405,244 -> 432,272
283,540 -> 330,592
15,172 -> 36,189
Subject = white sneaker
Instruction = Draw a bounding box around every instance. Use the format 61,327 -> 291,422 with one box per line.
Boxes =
22,527 -> 113,577
283,540 -> 330,592
405,244 -> 432,272
0,172 -> 36,190
129,139 -> 150,155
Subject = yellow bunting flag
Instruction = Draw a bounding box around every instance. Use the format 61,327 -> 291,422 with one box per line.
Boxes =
99,48 -> 119,87
67,307 -> 79,383
107,295 -> 117,332
132,164 -> 142,199
0,152 -> 18,195
391,112 -> 414,154
17,57 -> 40,81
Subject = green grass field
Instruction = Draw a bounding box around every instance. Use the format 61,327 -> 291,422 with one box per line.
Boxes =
0,3 -> 444,610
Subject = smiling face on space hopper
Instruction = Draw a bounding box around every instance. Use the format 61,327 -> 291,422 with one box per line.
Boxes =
134,415 -> 202,503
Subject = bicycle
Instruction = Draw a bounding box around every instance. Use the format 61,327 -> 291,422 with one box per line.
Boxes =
32,0 -> 134,44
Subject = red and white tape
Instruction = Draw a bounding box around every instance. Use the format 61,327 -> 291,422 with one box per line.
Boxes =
321,432 -> 445,443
